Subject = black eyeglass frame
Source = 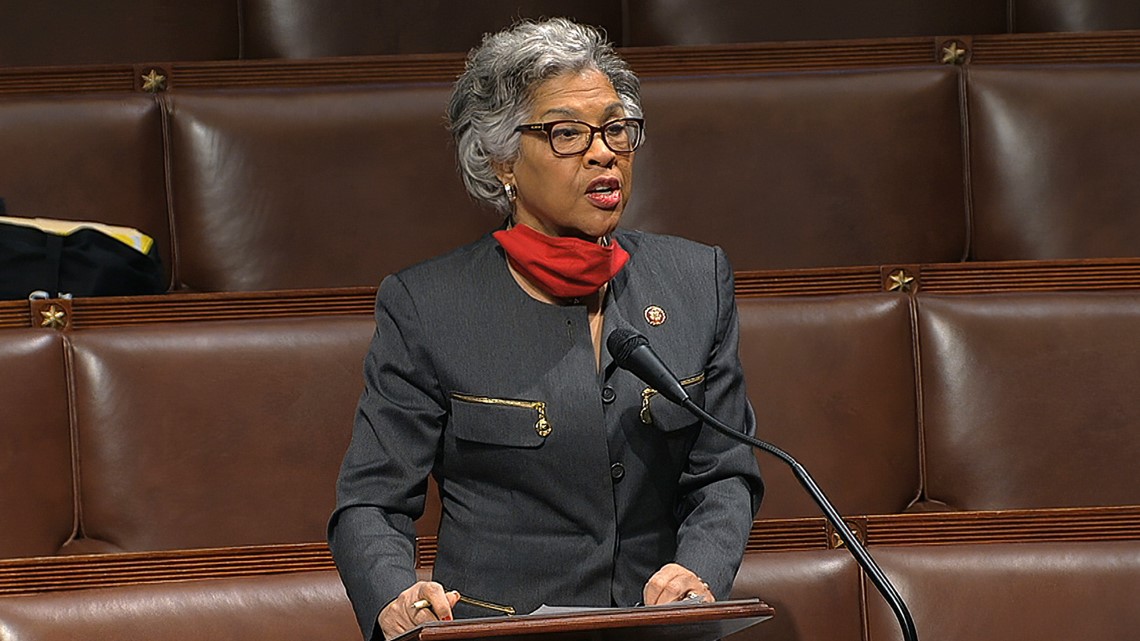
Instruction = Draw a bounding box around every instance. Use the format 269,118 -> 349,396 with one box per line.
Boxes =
514,117 -> 645,157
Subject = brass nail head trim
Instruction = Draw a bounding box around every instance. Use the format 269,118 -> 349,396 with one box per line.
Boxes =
887,269 -> 915,293
829,520 -> 865,549
941,42 -> 967,65
141,69 -> 167,93
40,304 -> 67,330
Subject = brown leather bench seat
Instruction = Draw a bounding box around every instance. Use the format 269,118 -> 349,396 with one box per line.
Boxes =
5,0 -> 1137,67
10,288 -> 1125,557
738,291 -> 1140,520
5,53 -> 1140,294
1,286 -> 1137,640
2,538 -> 1136,641
159,64 -> 966,289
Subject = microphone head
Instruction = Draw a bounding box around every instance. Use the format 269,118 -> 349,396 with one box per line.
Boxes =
607,328 -> 691,407
607,328 -> 648,367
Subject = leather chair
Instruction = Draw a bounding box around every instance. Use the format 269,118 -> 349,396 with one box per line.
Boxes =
0,93 -> 173,290
625,68 -> 967,270
737,294 -> 920,519
241,0 -> 623,58
63,316 -> 374,554
918,292 -> 1140,510
0,330 -> 73,558
968,66 -> 1140,261
0,570 -> 360,641
623,0 -> 1006,45
732,549 -> 863,641
165,86 -> 491,292
864,540 -> 1140,641
0,1 -> 238,67
1011,0 -> 1140,33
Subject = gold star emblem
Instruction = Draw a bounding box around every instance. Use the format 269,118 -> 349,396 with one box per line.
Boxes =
887,270 -> 915,293
141,69 -> 167,93
40,305 -> 68,330
941,42 -> 967,65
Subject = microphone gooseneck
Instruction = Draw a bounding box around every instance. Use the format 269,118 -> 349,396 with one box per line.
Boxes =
607,329 -> 919,641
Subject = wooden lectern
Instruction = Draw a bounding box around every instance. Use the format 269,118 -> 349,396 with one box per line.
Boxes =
393,598 -> 773,641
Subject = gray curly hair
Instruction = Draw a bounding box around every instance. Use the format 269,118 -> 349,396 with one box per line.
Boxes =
446,18 -> 643,216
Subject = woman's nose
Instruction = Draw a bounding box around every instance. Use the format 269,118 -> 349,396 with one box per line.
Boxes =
583,132 -> 616,167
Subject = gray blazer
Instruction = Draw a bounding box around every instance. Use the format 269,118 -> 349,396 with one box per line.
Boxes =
329,229 -> 763,640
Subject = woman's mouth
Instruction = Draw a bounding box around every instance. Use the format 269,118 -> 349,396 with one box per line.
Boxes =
586,178 -> 622,209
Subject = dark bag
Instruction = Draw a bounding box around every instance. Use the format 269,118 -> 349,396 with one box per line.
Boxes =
0,220 -> 165,300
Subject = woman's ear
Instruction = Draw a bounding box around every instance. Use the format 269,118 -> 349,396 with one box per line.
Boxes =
492,160 -> 515,186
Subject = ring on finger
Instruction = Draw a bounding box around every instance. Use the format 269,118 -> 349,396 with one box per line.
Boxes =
683,590 -> 707,603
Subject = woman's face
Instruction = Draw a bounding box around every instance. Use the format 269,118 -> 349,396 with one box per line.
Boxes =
497,68 -> 635,241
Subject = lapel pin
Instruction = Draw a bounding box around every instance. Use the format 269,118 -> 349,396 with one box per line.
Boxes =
644,305 -> 667,327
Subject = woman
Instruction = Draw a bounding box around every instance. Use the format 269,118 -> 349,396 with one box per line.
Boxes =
329,18 -> 763,641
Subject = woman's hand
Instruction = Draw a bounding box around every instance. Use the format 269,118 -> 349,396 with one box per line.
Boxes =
379,581 -> 461,640
642,563 -> 715,605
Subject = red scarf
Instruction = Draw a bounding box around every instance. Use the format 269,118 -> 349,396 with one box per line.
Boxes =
493,223 -> 629,299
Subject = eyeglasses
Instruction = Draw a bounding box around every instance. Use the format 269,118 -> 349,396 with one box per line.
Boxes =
514,118 -> 645,156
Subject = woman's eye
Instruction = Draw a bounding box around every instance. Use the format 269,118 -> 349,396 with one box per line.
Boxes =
605,124 -> 628,138
552,127 -> 583,139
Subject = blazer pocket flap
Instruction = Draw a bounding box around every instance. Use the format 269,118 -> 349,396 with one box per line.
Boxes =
640,373 -> 706,432
449,392 -> 550,448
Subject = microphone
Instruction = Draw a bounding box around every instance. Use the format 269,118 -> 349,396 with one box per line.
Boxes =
607,329 -> 919,641
606,329 -> 691,406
